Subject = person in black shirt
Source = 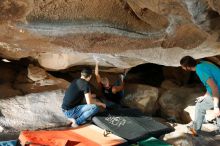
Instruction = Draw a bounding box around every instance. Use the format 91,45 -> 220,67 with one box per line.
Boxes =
95,61 -> 126,106
62,68 -> 106,127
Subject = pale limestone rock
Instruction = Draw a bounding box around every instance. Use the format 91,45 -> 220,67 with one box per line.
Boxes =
163,123 -> 220,146
184,106 -> 196,122
185,106 -> 216,124
0,90 -> 68,131
122,84 -> 159,115
163,124 -> 194,146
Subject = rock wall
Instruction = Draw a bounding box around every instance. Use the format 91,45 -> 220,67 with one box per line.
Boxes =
0,1 -> 220,143
0,90 -> 68,131
0,0 -> 220,70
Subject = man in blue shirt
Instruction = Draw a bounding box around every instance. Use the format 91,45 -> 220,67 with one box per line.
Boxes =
180,56 -> 220,135
62,68 -> 106,127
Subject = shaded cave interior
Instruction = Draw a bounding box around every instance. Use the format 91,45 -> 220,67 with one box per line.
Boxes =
0,56 -> 211,125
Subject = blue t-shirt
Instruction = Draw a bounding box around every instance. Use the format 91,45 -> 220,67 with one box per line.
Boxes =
196,61 -> 220,96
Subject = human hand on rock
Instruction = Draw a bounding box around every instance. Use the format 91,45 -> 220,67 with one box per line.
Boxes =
93,55 -> 99,63
101,103 -> 106,109
98,102 -> 106,109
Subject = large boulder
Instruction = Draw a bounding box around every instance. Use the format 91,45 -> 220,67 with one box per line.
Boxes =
0,90 -> 68,131
160,80 -> 180,90
122,83 -> 159,115
159,86 -> 203,123
14,64 -> 70,94
27,64 -> 48,81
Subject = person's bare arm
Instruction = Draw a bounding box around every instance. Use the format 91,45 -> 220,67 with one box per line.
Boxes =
85,92 -> 106,108
206,78 -> 220,117
95,61 -> 101,83
84,92 -> 93,104
112,73 -> 126,94
112,84 -> 124,94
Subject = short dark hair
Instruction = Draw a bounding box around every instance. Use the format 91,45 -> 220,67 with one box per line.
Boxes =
180,56 -> 197,67
81,67 -> 92,78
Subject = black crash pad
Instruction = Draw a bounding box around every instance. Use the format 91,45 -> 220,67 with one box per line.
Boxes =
92,108 -> 173,142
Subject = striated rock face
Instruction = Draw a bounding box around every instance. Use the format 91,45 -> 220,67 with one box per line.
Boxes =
0,0 -> 220,70
1,1 -> 220,143
0,90 -> 68,131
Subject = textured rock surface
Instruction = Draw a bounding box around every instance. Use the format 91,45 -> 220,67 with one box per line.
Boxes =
0,0 -> 33,24
160,80 -> 180,90
1,1 -> 220,144
28,64 -> 48,81
26,64 -> 70,90
0,0 -> 220,70
0,61 -> 69,98
0,90 -> 68,131
159,86 -> 203,123
163,123 -> 220,146
122,84 -> 159,115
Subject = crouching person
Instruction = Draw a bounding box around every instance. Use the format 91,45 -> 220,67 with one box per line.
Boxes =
62,68 -> 106,127
180,56 -> 220,135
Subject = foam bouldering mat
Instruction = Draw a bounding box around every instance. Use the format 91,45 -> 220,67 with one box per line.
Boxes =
92,108 -> 173,142
19,124 -> 127,146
